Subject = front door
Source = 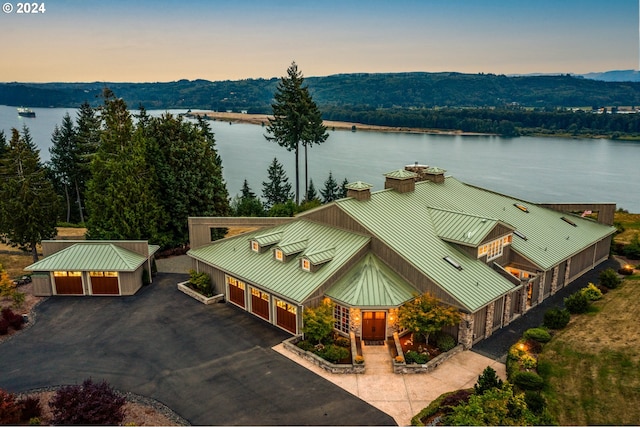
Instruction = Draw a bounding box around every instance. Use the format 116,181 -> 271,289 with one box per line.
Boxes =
362,311 -> 386,340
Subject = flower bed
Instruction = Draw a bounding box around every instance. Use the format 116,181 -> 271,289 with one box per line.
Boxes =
391,332 -> 463,374
177,281 -> 223,305
283,332 -> 365,374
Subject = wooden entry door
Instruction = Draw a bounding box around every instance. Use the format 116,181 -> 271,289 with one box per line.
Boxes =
362,311 -> 386,340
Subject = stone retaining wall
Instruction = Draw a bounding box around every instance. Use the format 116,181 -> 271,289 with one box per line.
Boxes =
392,332 -> 464,374
177,281 -> 224,305
283,336 -> 366,374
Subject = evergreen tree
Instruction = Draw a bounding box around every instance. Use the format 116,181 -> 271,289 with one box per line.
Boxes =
305,178 -> 319,202
49,113 -> 79,223
231,179 -> 265,217
301,88 -> 328,201
73,101 -> 101,224
145,113 -> 230,246
339,177 -> 349,199
0,131 -> 7,157
0,127 -> 60,262
265,61 -> 327,203
320,171 -> 340,203
262,157 -> 293,210
85,90 -> 160,241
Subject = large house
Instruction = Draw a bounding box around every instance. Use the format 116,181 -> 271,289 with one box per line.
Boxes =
187,165 -> 616,348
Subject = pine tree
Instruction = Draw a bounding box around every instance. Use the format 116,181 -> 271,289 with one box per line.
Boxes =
49,113 -> 79,223
266,61 -> 327,203
262,157 -> 293,210
232,179 -> 264,217
86,90 -> 159,241
305,178 -> 319,202
339,177 -> 349,199
301,88 -> 328,201
320,171 -> 340,203
73,101 -> 100,224
0,127 -> 60,262
145,113 -> 230,247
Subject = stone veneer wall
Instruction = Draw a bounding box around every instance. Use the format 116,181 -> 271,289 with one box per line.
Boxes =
392,333 -> 465,374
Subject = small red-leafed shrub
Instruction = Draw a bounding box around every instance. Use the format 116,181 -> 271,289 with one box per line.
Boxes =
1,308 -> 23,330
18,396 -> 41,422
0,319 -> 8,335
0,389 -> 21,425
49,379 -> 126,425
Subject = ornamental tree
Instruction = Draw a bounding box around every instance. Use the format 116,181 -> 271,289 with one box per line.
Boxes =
398,292 -> 461,345
302,299 -> 335,344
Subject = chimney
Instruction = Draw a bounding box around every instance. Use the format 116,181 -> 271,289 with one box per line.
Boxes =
345,181 -> 373,201
404,163 -> 446,184
384,169 -> 417,193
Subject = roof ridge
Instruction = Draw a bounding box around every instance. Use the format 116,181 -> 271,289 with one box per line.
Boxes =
109,243 -> 137,269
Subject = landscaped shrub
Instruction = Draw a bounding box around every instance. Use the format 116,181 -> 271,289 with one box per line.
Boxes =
523,328 -> 551,343
188,270 -> 212,297
513,371 -> 545,391
404,350 -> 429,365
524,391 -> 546,415
317,344 -> 349,364
18,396 -> 41,422
522,339 -> 543,354
439,389 -> 473,414
543,307 -> 571,329
435,332 -> 457,352
564,291 -> 590,314
622,236 -> 640,259
599,268 -> 621,289
474,366 -> 504,395
0,319 -> 8,335
0,389 -> 21,425
49,379 -> 126,425
580,283 -> 603,301
296,340 -> 314,352
334,336 -> 350,348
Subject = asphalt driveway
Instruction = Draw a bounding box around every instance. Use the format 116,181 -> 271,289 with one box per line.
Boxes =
0,273 -> 395,426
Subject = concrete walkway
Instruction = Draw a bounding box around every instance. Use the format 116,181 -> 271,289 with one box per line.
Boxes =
273,341 -> 506,426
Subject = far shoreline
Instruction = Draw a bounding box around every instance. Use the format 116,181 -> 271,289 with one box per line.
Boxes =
187,111 -> 493,137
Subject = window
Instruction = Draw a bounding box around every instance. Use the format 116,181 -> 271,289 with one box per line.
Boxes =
274,248 -> 284,262
251,241 -> 259,252
227,276 -> 245,290
53,271 -> 67,277
301,258 -> 311,272
56,271 -> 82,277
486,239 -> 503,261
502,235 -> 512,245
334,304 -> 350,334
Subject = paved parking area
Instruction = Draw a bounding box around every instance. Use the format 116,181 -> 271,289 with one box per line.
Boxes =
0,273 -> 395,426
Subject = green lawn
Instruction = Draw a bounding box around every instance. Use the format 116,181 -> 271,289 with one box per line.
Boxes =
539,276 -> 640,425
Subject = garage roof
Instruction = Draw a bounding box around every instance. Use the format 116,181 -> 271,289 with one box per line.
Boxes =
25,243 -> 151,272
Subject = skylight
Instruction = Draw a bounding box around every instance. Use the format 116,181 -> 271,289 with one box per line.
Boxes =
514,203 -> 529,213
561,216 -> 577,227
443,256 -> 463,271
513,230 -> 528,241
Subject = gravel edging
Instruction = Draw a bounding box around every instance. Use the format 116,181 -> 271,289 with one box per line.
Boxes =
16,386 -> 190,426
0,296 -> 48,345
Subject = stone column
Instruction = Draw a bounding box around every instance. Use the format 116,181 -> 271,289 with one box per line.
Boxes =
458,313 -> 474,350
503,294 -> 512,325
537,273 -> 545,304
520,285 -> 528,314
564,258 -> 572,287
485,302 -> 495,339
550,266 -> 559,295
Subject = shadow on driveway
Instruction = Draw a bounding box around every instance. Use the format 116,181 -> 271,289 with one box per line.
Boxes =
0,273 -> 396,426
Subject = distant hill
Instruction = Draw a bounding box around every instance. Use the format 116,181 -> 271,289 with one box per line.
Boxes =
3,72 -> 640,111
580,70 -> 640,82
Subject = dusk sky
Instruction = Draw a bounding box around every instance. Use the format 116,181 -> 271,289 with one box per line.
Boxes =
1,0 -> 638,82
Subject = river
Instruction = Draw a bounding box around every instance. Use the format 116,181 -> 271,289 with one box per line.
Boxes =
1,105 -> 639,212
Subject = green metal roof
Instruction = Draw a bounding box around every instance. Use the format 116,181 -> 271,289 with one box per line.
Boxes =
335,176 -> 616,312
383,169 -> 417,180
277,238 -> 309,256
345,181 -> 373,191
253,231 -> 283,246
188,220 -> 370,304
25,243 -> 148,272
429,208 -> 505,246
336,189 -> 516,312
305,248 -> 335,265
326,253 -> 418,308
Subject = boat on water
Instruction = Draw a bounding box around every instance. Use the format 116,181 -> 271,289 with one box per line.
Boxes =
17,107 -> 36,118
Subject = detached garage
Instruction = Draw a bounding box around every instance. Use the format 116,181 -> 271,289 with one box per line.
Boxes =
25,240 -> 159,297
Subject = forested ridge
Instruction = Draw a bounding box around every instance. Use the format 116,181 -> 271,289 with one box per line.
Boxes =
4,72 -> 640,137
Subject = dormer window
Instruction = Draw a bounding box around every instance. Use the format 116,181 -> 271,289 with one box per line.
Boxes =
251,240 -> 260,252
301,258 -> 311,272
274,248 -> 284,262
